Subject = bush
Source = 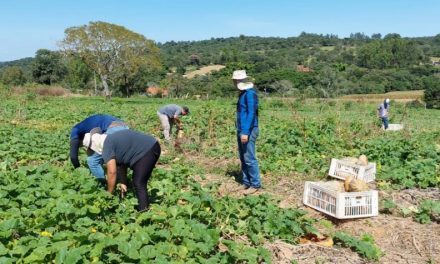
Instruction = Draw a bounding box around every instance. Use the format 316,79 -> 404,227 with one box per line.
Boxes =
25,91 -> 37,101
1,66 -> 27,86
423,76 -> 440,109
406,99 -> 425,109
35,86 -> 69,96
344,101 -> 354,110
0,83 -> 10,91
9,85 -> 70,97
11,86 -> 27,95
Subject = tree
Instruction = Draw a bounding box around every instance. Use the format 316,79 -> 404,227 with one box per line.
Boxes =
63,56 -> 93,91
383,33 -> 401,40
371,33 -> 382,40
357,38 -> 422,69
32,49 -> 66,85
423,76 -> 440,109
189,54 -> 201,66
1,66 -> 27,86
433,34 -> 440,44
60,21 -> 161,98
316,66 -> 339,97
164,73 -> 187,98
270,80 -> 297,97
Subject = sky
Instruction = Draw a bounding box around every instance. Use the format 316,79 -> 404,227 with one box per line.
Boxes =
0,0 -> 439,61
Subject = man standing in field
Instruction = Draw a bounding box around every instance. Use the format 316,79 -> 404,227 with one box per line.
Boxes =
377,98 -> 390,130
83,129 -> 161,212
70,114 -> 129,186
232,70 -> 261,195
157,104 -> 189,142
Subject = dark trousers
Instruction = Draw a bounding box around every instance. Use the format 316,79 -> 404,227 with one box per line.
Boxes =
131,142 -> 161,211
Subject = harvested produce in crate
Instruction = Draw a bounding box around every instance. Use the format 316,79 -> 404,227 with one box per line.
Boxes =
344,176 -> 369,192
357,154 -> 368,165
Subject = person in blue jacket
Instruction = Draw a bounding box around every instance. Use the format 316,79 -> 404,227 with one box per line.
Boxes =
232,70 -> 261,195
70,114 -> 128,186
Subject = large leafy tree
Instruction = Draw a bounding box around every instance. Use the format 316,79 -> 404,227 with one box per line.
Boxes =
60,21 -> 161,98
32,49 -> 67,85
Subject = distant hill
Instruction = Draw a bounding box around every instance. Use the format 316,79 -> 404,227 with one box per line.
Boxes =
0,57 -> 33,69
1,33 -> 439,97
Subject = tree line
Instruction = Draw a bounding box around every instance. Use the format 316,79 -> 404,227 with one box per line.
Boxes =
0,21 -> 439,107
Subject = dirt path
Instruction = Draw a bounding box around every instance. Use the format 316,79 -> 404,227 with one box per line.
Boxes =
184,155 -> 440,264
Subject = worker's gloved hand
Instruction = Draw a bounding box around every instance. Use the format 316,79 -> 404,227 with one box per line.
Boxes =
96,178 -> 107,189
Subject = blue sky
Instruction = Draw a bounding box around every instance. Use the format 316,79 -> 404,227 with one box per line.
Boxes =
0,0 -> 439,61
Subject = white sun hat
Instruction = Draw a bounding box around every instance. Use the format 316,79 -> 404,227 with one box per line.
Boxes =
232,70 -> 248,80
83,131 -> 107,154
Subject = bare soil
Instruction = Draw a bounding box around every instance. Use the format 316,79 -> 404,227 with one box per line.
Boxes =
184,154 -> 440,264
184,65 -> 225,79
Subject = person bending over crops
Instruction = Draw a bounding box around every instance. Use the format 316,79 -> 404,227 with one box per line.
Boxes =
232,70 -> 261,195
157,104 -> 189,142
377,98 -> 390,130
83,129 -> 161,212
70,114 -> 129,186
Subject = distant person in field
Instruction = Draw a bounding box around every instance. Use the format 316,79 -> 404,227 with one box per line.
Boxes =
83,129 -> 161,212
157,104 -> 189,142
377,98 -> 390,130
70,114 -> 129,186
232,70 -> 261,195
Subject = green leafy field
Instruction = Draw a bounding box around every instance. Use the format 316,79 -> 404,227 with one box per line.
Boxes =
0,95 -> 439,263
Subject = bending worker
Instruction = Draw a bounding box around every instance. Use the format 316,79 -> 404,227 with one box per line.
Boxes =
70,114 -> 128,185
83,129 -> 161,211
157,104 -> 189,142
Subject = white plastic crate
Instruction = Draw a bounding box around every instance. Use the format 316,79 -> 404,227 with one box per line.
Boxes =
385,124 -> 404,131
303,181 -> 378,219
328,158 -> 376,183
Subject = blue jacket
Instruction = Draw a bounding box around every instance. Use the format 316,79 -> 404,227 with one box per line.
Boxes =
236,88 -> 259,135
70,114 -> 121,140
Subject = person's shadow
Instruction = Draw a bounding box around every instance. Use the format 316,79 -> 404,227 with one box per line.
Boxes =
225,167 -> 243,184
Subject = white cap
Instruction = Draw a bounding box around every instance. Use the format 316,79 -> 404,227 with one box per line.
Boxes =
385,98 -> 390,103
232,70 -> 248,80
83,133 -> 107,154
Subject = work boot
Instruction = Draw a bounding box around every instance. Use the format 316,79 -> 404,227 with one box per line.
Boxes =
241,187 -> 260,195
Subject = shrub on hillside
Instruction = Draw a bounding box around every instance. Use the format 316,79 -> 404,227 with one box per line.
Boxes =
423,76 -> 440,109
406,99 -> 425,109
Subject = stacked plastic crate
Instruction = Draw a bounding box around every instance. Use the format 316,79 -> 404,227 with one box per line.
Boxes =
303,158 -> 379,219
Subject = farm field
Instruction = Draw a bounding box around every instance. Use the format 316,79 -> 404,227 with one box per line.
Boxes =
0,95 -> 439,263
340,90 -> 424,102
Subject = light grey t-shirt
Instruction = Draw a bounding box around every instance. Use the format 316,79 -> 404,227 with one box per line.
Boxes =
102,130 -> 157,167
158,104 -> 182,118
377,103 -> 389,118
